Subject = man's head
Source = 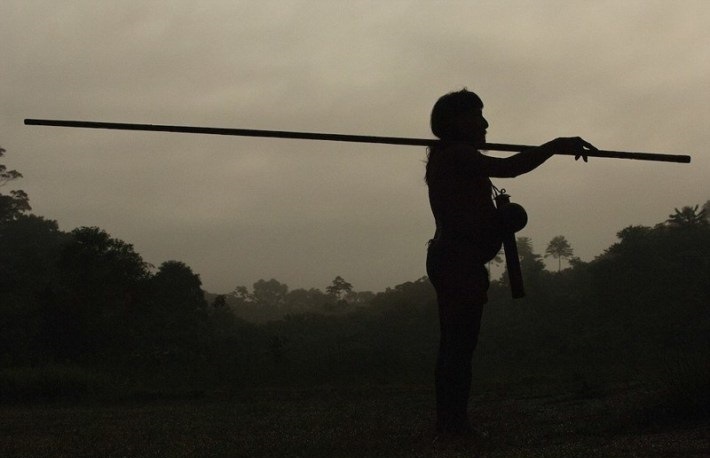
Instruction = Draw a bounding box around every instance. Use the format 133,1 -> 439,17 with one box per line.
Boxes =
430,89 -> 488,145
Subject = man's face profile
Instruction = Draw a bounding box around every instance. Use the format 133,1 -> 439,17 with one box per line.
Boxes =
454,108 -> 488,146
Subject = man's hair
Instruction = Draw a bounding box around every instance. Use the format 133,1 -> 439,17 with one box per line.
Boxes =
430,89 -> 483,140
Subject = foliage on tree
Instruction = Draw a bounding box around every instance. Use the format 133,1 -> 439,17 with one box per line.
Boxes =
666,205 -> 708,227
0,147 -> 31,222
227,279 -> 357,321
0,147 -> 16,182
516,237 -> 545,273
232,285 -> 252,302
252,278 -> 288,308
41,227 -> 152,360
0,214 -> 65,365
545,235 -> 574,272
58,226 -> 151,302
326,276 -> 353,300
703,200 -> 710,224
591,218 -> 710,316
0,214 -> 64,294
147,261 -> 209,355
284,288 -> 332,315
0,151 -> 64,364
212,294 -> 228,309
151,261 -> 207,310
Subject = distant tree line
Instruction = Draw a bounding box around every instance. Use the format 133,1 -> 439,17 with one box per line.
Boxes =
219,276 -> 374,323
1,147 -> 708,415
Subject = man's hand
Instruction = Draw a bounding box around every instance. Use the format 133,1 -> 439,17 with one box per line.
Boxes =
543,137 -> 597,162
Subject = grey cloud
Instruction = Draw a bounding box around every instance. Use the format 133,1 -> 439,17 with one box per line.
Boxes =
3,1 -> 707,293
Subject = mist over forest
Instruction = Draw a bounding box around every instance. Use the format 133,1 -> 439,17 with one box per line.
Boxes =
1,147 -> 709,431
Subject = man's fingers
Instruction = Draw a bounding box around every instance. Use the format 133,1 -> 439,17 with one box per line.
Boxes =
577,137 -> 598,151
583,141 -> 597,151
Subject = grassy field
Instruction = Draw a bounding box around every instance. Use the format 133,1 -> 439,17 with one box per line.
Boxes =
2,382 -> 708,458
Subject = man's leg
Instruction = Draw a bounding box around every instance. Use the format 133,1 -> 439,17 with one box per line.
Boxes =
435,297 -> 484,433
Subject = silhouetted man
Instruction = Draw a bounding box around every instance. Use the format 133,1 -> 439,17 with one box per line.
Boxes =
425,89 -> 594,435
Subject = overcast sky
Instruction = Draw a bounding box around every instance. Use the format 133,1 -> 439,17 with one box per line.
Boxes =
2,1 -> 708,294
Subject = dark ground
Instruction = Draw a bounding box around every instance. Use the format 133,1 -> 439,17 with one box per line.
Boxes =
2,383 -> 708,457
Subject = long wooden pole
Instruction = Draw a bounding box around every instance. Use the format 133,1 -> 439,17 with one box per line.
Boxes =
24,119 -> 691,164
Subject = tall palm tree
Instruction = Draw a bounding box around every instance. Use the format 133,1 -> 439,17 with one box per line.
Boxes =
666,205 -> 707,227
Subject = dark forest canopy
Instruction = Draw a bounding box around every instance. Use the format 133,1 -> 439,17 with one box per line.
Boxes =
1,147 -> 708,421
